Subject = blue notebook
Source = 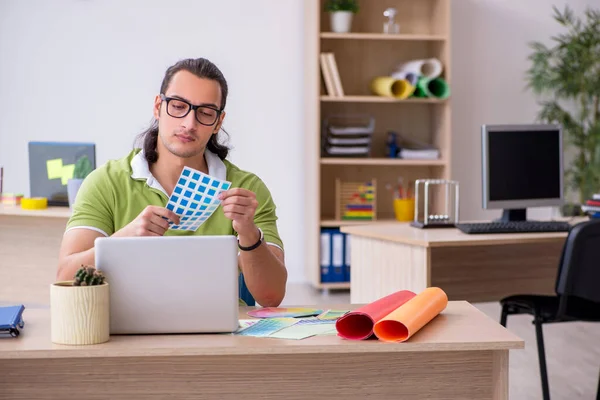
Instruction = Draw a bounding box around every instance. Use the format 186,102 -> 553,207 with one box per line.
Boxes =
0,305 -> 25,337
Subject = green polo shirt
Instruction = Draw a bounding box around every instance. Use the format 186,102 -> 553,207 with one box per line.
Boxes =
67,148 -> 284,251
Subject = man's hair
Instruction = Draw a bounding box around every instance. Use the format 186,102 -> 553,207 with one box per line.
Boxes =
136,58 -> 230,163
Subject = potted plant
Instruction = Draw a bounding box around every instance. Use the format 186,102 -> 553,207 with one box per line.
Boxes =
50,266 -> 109,345
67,155 -> 94,208
325,0 -> 359,33
525,6 -> 600,215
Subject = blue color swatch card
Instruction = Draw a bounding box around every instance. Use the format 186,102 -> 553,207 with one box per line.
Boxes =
166,166 -> 231,231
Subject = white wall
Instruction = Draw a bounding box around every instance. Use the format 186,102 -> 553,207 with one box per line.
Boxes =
451,0 -> 596,221
0,0 -> 307,282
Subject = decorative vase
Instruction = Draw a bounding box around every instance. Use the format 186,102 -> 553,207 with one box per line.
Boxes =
330,11 -> 353,33
67,178 -> 84,208
50,281 -> 110,345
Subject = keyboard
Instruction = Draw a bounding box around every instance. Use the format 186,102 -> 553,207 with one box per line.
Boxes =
455,221 -> 571,234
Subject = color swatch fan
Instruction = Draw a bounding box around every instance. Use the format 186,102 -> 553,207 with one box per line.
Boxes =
166,166 -> 231,231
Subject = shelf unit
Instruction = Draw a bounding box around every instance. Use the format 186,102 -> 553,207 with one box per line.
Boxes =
304,0 -> 451,290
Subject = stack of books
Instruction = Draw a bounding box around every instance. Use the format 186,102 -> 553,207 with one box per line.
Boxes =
581,194 -> 600,218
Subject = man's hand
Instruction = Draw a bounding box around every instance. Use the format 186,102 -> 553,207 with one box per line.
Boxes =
113,206 -> 180,237
219,188 -> 259,240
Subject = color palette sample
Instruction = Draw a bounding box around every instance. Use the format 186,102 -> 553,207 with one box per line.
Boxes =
235,318 -> 297,337
166,166 -> 231,231
247,307 -> 324,319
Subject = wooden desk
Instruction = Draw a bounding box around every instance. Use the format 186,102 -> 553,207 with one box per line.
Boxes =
0,302 -> 523,400
341,222 -> 571,303
0,205 -> 70,307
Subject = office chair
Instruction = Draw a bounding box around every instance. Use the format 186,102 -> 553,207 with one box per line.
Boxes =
239,272 -> 255,306
499,219 -> 600,400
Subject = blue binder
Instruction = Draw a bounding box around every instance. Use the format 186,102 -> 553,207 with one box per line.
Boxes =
343,233 -> 351,282
331,231 -> 345,282
320,228 -> 333,283
0,305 -> 25,337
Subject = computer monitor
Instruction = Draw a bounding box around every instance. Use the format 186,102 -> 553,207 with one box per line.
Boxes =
28,142 -> 96,206
481,124 -> 563,222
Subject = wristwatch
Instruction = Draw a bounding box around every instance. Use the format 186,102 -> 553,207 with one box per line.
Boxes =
238,228 -> 263,251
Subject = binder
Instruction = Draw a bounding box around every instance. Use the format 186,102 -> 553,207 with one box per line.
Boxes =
331,231 -> 345,282
344,233 -> 351,282
320,229 -> 332,283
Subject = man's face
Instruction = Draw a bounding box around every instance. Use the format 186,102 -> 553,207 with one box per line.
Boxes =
153,70 -> 225,159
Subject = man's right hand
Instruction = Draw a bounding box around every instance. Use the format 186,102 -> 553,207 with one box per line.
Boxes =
113,206 -> 180,237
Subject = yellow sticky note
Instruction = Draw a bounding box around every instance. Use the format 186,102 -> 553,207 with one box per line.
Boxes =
46,159 -> 64,180
61,164 -> 75,185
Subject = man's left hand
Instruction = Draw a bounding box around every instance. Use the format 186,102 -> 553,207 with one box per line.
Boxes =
219,188 -> 259,238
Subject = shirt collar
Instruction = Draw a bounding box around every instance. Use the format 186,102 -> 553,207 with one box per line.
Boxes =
131,149 -> 227,196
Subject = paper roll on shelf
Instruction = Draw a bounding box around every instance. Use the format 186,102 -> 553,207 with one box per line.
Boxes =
370,76 -> 415,99
392,58 -> 443,81
373,287 -> 448,342
414,76 -> 451,99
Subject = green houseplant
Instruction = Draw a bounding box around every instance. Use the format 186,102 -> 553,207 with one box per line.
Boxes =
67,155 -> 94,208
325,0 -> 359,33
526,6 -> 600,213
51,265 -> 109,345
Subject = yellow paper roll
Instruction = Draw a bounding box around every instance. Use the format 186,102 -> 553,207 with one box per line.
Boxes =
21,197 -> 48,210
370,77 -> 415,99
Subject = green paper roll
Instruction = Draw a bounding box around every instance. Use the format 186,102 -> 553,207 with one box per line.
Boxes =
414,76 -> 450,99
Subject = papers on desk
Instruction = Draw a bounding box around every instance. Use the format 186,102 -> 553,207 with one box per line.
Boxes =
235,309 -> 349,340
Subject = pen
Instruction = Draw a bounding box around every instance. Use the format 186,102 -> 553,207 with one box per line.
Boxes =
0,166 -> 3,194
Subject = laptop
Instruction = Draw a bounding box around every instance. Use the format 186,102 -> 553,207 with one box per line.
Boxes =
95,235 -> 239,334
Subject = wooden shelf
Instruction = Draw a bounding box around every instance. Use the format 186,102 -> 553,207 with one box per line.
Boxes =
321,158 -> 446,166
320,32 -> 447,41
320,96 -> 447,104
321,219 -> 399,227
316,282 -> 351,290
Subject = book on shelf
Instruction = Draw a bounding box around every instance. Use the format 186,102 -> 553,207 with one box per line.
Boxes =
319,52 -> 344,97
388,131 -> 440,160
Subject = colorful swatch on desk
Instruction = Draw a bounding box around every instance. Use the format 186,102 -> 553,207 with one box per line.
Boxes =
235,318 -> 297,337
165,166 -> 231,231
269,319 -> 337,340
247,307 -> 323,319
317,309 -> 350,321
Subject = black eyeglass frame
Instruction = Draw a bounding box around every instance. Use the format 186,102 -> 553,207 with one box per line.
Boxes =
160,93 -> 223,126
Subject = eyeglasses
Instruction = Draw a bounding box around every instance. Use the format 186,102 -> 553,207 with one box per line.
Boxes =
160,94 -> 222,126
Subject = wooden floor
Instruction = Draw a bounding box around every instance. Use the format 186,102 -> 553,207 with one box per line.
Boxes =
282,284 -> 600,400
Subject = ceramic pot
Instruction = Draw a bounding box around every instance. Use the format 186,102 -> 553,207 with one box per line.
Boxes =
330,11 -> 353,33
50,281 -> 110,345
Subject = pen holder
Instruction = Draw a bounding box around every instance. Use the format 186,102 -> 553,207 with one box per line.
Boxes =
393,198 -> 415,222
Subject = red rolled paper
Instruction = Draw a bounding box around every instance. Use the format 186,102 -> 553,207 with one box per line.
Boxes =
335,290 -> 417,340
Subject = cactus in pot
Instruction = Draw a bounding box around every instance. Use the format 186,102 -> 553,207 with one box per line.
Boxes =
51,264 -> 109,345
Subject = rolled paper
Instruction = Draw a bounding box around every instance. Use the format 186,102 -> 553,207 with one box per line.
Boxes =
412,76 -> 429,98
373,287 -> 448,342
413,76 -> 450,99
392,58 -> 443,81
335,290 -> 416,340
424,77 -> 450,99
370,76 -> 415,99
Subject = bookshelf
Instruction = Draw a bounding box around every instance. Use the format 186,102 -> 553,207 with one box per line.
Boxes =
304,0 -> 451,289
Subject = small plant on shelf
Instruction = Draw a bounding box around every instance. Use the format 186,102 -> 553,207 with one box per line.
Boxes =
325,0 -> 358,33
73,155 -> 94,180
324,0 -> 359,13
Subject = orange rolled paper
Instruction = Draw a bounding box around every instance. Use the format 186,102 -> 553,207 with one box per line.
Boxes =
373,287 -> 448,342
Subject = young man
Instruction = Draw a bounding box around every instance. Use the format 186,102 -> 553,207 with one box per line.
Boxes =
57,58 -> 287,307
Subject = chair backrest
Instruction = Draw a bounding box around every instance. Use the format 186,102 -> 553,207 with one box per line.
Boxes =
555,219 -> 600,313
239,272 -> 255,306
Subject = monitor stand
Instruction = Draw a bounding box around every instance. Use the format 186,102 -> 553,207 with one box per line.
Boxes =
496,208 -> 526,222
